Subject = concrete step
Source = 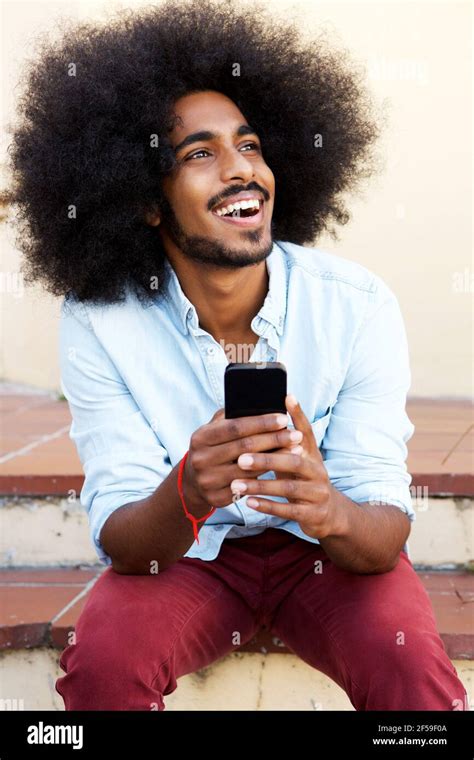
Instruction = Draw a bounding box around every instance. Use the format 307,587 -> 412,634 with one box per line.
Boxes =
0,566 -> 472,711
0,393 -> 473,568
0,494 -> 472,568
2,647 -> 473,711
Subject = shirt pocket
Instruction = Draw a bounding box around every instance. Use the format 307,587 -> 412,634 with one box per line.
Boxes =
310,406 -> 332,447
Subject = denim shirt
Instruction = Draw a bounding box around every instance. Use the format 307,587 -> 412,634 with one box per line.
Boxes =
59,240 -> 416,566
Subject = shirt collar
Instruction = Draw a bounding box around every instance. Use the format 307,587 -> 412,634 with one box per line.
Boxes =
161,241 -> 288,337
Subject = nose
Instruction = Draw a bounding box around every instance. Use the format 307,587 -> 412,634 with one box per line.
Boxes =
219,145 -> 255,184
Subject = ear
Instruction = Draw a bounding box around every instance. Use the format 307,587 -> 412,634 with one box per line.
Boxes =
145,211 -> 161,227
144,205 -> 161,226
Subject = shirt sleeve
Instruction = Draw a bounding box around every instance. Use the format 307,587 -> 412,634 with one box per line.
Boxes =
59,295 -> 172,565
322,276 -> 416,523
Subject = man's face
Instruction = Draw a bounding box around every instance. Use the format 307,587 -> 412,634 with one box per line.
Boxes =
150,90 -> 275,269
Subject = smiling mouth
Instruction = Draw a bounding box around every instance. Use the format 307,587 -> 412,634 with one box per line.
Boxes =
211,201 -> 265,227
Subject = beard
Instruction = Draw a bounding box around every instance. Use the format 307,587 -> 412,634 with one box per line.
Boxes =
158,195 -> 274,269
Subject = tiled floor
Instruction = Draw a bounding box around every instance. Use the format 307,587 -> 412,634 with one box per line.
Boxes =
0,565 -> 472,659
0,567 -> 101,649
0,392 -> 472,496
0,390 -> 472,658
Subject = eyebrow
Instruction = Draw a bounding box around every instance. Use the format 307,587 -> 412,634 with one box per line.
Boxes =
173,124 -> 259,155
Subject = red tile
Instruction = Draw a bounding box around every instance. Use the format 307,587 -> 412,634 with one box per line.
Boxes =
0,586 -> 85,649
1,567 -> 472,659
0,394 -> 473,496
0,567 -> 102,585
0,475 -> 84,495
0,566 -> 105,649
441,452 -> 474,470
418,571 -> 474,596
456,430 -> 474,452
407,433 -> 464,452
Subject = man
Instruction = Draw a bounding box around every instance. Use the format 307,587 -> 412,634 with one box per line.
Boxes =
8,0 -> 467,710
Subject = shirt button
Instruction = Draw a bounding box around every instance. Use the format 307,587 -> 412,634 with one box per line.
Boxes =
213,524 -> 224,531
207,346 -> 216,355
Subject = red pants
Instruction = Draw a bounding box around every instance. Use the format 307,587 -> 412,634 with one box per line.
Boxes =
56,527 -> 467,711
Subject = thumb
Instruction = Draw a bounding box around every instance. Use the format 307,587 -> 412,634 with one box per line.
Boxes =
212,407 -> 226,421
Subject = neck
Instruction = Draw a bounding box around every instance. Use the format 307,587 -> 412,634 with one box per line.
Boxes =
164,250 -> 270,339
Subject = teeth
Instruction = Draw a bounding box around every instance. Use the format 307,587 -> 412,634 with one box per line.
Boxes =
215,199 -> 261,216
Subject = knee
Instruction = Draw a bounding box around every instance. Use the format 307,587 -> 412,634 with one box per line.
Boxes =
353,623 -> 461,690
354,627 -> 468,710
54,572 -> 180,709
72,572 -> 174,663
55,633 -> 171,711
343,614 -> 435,690
55,600 -> 173,705
56,636 -> 133,697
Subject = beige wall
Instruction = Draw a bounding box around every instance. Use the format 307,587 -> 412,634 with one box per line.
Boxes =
1,0 -> 472,396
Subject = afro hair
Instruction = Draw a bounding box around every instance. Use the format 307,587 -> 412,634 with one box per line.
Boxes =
6,0 -> 383,305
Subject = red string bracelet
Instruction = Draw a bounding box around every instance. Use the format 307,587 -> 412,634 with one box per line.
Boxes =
177,450 -> 217,544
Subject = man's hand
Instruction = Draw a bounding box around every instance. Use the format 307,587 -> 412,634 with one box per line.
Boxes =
182,404 -> 304,512
229,394 -> 347,540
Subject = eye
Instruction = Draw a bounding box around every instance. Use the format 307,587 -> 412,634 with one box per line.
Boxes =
240,142 -> 261,152
185,149 -> 210,161
184,142 -> 261,161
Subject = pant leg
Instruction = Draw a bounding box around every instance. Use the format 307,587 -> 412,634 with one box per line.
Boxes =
55,554 -> 258,711
270,548 -> 468,711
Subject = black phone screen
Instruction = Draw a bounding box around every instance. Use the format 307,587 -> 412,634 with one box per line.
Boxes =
224,362 -> 287,419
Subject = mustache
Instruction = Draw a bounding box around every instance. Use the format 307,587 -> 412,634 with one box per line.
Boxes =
208,183 -> 269,211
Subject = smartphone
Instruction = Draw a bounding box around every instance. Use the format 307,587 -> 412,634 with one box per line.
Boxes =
224,361 -> 287,418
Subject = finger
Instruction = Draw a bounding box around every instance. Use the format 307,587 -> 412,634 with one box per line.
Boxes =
195,458 -> 289,506
272,444 -> 302,480
286,394 -> 320,458
230,446 -> 303,496
189,437 -> 304,506
242,497 -> 310,523
230,476 -> 323,502
285,394 -> 311,428
206,427 -> 303,466
199,444 -> 301,506
236,450 -> 311,477
202,411 -> 288,447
